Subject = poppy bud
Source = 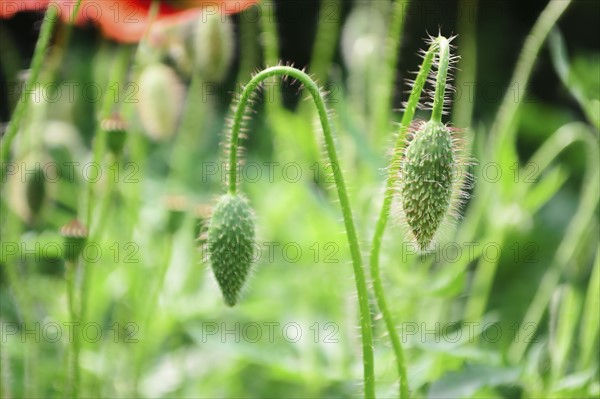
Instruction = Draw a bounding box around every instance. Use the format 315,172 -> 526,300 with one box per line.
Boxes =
137,63 -> 185,141
399,121 -> 461,251
193,14 -> 234,82
207,194 -> 255,306
60,219 -> 88,263
101,114 -> 128,155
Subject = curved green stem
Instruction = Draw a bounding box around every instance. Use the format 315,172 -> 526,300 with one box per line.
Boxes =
65,259 -> 80,398
227,65 -> 375,398
489,0 -> 572,153
369,37 -> 447,398
507,123 -> 599,362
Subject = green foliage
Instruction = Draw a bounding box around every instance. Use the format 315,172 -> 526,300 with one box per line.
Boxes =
0,0 -> 598,398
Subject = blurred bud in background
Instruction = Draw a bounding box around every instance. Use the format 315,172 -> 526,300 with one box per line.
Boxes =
193,14 -> 234,82
341,5 -> 387,118
102,114 -> 128,156
137,63 -> 185,141
341,6 -> 387,72
7,154 -> 54,224
60,219 -> 89,263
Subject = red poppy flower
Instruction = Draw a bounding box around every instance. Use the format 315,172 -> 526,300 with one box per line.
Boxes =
0,1 -> 258,43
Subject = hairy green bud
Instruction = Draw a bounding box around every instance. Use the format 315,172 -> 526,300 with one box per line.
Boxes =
400,121 -> 456,250
207,194 -> 255,306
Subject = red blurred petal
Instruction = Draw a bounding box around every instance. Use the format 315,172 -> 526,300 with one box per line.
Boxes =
0,0 -> 260,42
0,1 -> 51,18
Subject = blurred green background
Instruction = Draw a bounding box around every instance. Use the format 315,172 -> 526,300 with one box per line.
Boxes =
0,0 -> 598,398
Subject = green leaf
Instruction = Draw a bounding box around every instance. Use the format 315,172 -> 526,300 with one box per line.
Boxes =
428,364 -> 521,398
523,166 -> 569,214
549,29 -> 600,129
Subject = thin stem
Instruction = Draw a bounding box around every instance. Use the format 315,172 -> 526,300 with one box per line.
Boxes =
226,65 -> 375,398
133,233 -> 175,393
84,45 -> 133,228
307,0 -> 342,84
259,2 -> 282,109
507,123 -> 599,362
1,5 -> 58,172
0,337 -> 10,398
462,0 -> 578,330
489,0 -> 572,153
453,0 -> 478,128
80,45 -> 133,338
579,246 -> 600,369
65,259 -> 80,398
372,0 -> 410,143
299,0 -> 341,116
236,10 -> 259,86
369,38 -> 444,398
431,38 -> 450,123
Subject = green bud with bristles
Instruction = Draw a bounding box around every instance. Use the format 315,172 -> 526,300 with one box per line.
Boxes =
400,120 -> 455,250
207,194 -> 255,306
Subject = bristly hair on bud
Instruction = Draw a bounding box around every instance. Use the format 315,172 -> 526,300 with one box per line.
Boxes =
395,35 -> 472,252
206,194 -> 256,306
397,120 -> 470,251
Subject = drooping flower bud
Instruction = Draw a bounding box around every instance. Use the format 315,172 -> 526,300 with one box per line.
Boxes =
207,194 -> 255,306
60,219 -> 88,263
399,120 -> 460,251
137,63 -> 185,141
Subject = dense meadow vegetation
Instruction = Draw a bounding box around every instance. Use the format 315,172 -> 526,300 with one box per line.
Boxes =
0,0 -> 598,397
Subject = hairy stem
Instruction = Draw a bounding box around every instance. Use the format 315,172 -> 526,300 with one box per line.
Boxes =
431,38 -> 450,123
227,65 -> 375,398
369,37 -> 447,398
